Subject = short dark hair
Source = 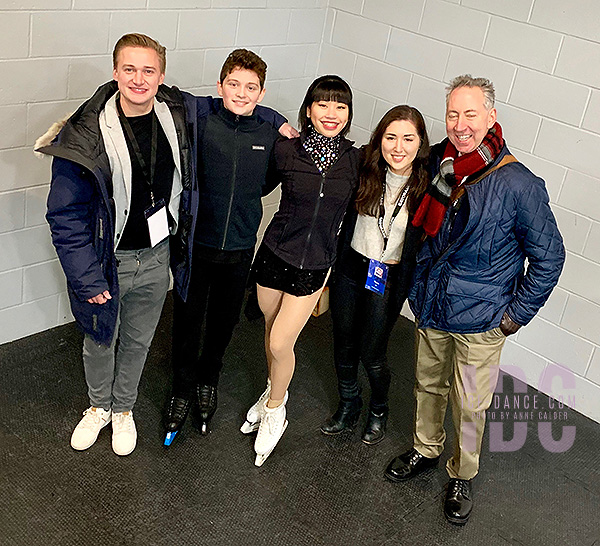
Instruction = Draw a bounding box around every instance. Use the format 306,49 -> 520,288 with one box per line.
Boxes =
113,33 -> 166,74
298,75 -> 353,136
219,49 -> 267,89
355,105 -> 430,217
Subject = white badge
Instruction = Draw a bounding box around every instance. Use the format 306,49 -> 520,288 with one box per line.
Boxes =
146,202 -> 169,247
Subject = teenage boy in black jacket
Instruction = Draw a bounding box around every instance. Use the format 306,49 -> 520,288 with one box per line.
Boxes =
165,49 -> 296,443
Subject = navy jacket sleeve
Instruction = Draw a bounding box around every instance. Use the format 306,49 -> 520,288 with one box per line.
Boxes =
46,157 -> 109,301
506,170 -> 565,326
190,94 -> 287,128
254,104 -> 287,129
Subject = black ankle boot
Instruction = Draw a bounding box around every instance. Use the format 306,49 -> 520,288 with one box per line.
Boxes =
361,408 -> 388,445
195,384 -> 218,435
320,397 -> 362,435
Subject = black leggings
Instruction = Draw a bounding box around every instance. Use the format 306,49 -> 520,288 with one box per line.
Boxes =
330,249 -> 402,412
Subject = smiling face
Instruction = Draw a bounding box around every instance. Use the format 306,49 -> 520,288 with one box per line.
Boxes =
217,68 -> 266,116
307,100 -> 349,137
446,86 -> 496,154
381,119 -> 421,176
113,46 -> 164,116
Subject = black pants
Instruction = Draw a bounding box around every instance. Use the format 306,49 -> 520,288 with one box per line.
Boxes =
330,249 -> 402,412
172,246 -> 253,395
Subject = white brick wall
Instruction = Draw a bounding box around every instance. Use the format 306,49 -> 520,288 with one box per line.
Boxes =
319,0 -> 600,423
1,1 -> 600,424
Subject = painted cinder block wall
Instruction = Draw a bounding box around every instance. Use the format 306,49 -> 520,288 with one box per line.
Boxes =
1,1 -> 599,422
318,0 -> 600,424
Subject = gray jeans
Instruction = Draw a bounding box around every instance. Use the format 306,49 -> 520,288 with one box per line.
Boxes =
82,240 -> 170,413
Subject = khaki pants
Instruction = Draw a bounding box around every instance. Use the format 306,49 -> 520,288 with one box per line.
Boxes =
413,327 -> 505,480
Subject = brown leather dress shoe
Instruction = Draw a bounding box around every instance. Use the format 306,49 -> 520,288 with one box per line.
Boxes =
444,478 -> 473,525
384,448 -> 440,482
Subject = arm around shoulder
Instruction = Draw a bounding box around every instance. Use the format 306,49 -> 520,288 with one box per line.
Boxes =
254,104 -> 288,130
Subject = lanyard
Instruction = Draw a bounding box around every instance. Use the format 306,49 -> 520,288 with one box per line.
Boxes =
377,182 -> 410,261
116,95 -> 158,206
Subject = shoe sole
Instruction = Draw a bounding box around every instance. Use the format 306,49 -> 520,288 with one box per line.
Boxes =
320,426 -> 354,436
445,513 -> 469,525
361,433 -> 385,446
319,413 -> 361,436
383,464 -> 437,483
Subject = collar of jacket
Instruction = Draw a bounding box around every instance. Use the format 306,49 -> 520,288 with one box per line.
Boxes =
297,130 -> 355,156
216,104 -> 262,130
35,80 -> 119,171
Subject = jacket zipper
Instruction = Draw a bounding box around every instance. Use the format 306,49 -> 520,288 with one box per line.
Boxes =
298,144 -> 349,269
432,193 -> 466,269
299,172 -> 326,269
221,119 -> 239,249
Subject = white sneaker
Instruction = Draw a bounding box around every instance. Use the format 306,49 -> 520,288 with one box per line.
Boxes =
112,410 -> 137,456
240,380 -> 271,434
254,399 -> 288,467
71,407 -> 112,451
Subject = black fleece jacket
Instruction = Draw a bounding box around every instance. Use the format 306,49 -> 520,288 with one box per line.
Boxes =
193,106 -> 280,251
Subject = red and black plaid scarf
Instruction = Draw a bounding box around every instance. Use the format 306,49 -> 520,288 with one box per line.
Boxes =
412,122 -> 504,237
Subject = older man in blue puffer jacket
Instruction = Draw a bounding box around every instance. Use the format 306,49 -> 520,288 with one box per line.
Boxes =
384,75 -> 565,525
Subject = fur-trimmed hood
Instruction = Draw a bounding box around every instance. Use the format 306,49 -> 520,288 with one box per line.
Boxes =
34,116 -> 70,158
33,80 -> 119,171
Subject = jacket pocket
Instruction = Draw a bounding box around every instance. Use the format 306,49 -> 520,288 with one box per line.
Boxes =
442,276 -> 504,330
446,276 -> 503,303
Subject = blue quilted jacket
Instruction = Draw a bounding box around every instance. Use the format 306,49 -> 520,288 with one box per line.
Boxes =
408,140 -> 565,333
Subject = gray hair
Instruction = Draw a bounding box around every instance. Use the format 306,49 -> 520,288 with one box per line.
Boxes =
446,74 -> 495,110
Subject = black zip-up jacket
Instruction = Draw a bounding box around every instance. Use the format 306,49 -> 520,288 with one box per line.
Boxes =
263,133 -> 360,270
193,106 -> 280,252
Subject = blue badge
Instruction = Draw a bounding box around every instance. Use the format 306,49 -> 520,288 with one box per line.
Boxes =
365,259 -> 388,296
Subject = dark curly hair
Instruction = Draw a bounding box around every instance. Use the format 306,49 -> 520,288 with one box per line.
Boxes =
220,48 -> 267,89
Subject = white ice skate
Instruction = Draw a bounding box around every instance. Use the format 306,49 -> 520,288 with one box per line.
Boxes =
240,379 -> 271,434
254,399 -> 288,467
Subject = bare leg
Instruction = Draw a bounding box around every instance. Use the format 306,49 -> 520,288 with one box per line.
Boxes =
257,283 -> 324,405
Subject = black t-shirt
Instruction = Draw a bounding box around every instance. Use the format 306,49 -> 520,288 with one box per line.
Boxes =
118,110 -> 175,250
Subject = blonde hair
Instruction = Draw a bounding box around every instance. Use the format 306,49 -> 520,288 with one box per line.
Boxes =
113,33 -> 166,74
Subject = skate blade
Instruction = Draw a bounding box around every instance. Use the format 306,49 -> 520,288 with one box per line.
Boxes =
240,420 -> 259,434
164,431 -> 178,446
254,420 -> 288,467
